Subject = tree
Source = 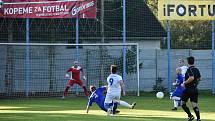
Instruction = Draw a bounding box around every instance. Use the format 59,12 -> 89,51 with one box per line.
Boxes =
170,21 -> 211,49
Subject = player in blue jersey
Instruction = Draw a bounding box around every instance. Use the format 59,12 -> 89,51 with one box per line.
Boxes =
86,85 -> 136,114
170,67 -> 185,111
86,85 -> 119,114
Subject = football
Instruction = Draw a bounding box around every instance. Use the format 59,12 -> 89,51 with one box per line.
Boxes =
156,92 -> 164,99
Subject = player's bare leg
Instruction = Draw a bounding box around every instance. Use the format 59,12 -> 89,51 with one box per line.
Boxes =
62,85 -> 71,99
115,100 -> 136,109
62,80 -> 74,99
82,86 -> 89,96
77,80 -> 89,97
171,96 -> 181,111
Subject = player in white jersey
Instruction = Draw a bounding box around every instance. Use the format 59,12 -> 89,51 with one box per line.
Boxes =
104,65 -> 136,116
178,59 -> 188,78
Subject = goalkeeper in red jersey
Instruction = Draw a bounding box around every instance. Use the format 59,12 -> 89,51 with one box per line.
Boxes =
62,61 -> 89,99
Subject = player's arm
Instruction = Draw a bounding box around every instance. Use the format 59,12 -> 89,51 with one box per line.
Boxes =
172,79 -> 177,86
105,84 -> 109,92
197,70 -> 201,81
184,76 -> 194,85
99,85 -> 107,92
65,68 -> 72,78
175,76 -> 183,86
80,66 -> 87,80
197,77 -> 201,81
183,69 -> 194,85
67,67 -> 73,73
86,97 -> 94,113
86,105 -> 91,113
120,80 -> 125,96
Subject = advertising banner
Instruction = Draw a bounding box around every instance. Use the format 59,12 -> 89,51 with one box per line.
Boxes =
158,0 -> 215,20
0,0 -> 96,18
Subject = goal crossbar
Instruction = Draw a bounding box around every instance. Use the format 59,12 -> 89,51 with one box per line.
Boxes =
0,43 -> 139,46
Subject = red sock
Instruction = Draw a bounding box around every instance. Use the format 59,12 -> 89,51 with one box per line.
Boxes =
64,86 -> 70,97
82,86 -> 89,96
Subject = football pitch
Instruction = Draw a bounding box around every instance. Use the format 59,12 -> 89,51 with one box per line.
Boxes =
0,92 -> 215,121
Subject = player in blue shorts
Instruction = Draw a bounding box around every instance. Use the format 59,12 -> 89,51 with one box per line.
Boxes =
86,85 -> 119,114
170,67 -> 184,111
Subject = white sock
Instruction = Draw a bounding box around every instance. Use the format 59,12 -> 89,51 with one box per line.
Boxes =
107,106 -> 113,115
172,96 -> 181,100
174,100 -> 177,108
119,100 -> 132,108
111,104 -> 114,111
176,100 -> 181,107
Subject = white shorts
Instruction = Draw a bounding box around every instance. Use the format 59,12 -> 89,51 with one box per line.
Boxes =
104,92 -> 121,104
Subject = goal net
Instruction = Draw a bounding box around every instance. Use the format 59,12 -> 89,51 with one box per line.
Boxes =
0,43 -> 139,98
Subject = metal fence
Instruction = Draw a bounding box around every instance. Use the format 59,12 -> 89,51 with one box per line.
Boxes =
0,0 -> 215,95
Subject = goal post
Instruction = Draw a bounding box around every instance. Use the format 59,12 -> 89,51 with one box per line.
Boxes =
0,43 -> 139,98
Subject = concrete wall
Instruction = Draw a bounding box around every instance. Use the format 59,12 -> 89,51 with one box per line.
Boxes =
91,38 -> 162,50
127,40 -> 161,49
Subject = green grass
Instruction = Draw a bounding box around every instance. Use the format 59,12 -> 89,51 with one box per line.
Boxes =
0,92 -> 215,121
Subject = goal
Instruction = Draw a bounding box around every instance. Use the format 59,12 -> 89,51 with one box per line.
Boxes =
0,43 -> 139,98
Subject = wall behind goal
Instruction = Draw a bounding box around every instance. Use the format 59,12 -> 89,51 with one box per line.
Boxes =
0,45 -> 138,97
